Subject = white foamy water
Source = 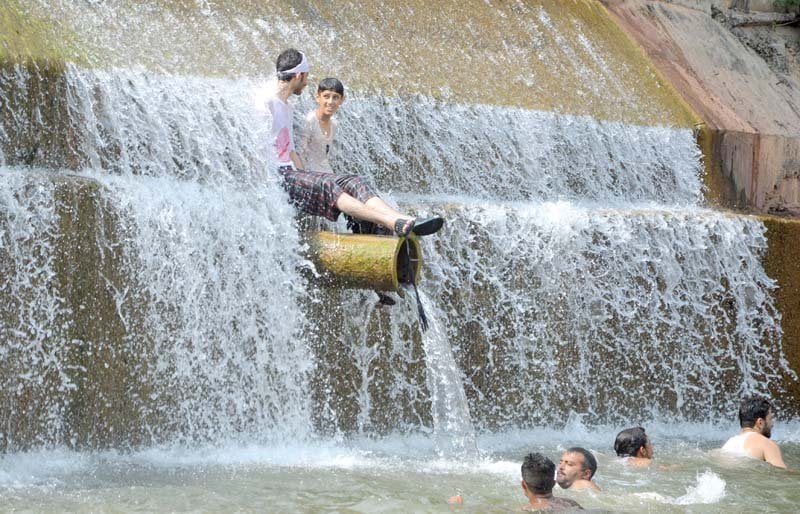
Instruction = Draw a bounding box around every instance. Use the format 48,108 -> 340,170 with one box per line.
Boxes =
3,420 -> 799,511
416,291 -> 477,458
674,470 -> 726,505
0,27 -> 796,512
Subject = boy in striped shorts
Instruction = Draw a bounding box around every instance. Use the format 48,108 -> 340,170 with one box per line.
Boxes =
266,48 -> 443,238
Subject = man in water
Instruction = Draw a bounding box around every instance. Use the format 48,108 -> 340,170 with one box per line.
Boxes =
520,452 -> 583,511
721,395 -> 786,468
557,447 -> 600,491
614,426 -> 653,467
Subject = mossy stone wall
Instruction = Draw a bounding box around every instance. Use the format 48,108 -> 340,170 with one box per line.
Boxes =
761,216 -> 800,408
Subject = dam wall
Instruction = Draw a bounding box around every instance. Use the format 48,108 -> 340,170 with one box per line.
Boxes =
1,0 -> 798,449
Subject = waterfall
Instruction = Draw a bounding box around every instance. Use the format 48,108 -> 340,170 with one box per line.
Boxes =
416,291 -> 477,458
0,171 -> 70,446
0,41 -> 792,449
421,201 -> 784,428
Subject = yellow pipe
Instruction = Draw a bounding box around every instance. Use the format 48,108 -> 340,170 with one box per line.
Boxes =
306,232 -> 423,295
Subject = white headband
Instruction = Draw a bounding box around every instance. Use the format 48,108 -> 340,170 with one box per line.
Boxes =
278,52 -> 309,76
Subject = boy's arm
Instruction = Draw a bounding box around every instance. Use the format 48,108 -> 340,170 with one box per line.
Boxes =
290,151 -> 304,170
294,114 -> 313,170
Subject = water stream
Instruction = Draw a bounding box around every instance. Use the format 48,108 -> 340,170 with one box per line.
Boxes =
1,13 -> 797,511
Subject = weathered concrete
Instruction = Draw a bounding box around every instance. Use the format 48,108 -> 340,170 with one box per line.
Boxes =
2,0 -> 800,444
0,174 -> 153,451
603,0 -> 800,215
760,215 -> 800,406
1,0 -> 696,126
669,0 -> 799,13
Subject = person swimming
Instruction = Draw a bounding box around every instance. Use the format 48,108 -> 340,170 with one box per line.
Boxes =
721,395 -> 786,468
614,426 -> 653,468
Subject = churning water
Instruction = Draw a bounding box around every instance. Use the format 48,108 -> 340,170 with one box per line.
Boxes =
0,52 -> 796,512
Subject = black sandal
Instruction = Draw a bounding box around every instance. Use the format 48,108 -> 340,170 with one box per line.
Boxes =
411,217 -> 444,236
394,218 -> 415,237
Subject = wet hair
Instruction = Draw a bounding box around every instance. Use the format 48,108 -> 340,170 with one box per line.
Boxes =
614,427 -> 648,457
739,395 -> 773,428
276,48 -> 304,81
317,77 -> 345,96
566,447 -> 597,478
521,453 -> 556,495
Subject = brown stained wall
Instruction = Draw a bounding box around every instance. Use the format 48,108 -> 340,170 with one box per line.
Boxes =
0,174 -> 151,450
2,1 -> 798,442
760,216 -> 800,410
0,59 -> 83,169
52,176 -> 154,449
603,0 -> 800,410
603,0 -> 800,215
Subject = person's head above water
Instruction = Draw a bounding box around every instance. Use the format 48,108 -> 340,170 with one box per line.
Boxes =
557,447 -> 597,489
614,426 -> 653,459
739,395 -> 775,437
521,452 -> 556,495
314,78 -> 345,119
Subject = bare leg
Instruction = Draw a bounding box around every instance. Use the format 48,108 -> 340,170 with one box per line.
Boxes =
335,193 -> 410,232
364,196 -> 407,220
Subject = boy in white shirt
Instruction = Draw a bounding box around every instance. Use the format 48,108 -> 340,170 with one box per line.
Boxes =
298,77 -> 390,237
267,48 -> 443,239
297,77 -> 342,174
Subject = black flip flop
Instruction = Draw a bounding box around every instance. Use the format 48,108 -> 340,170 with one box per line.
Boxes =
411,217 -> 444,236
394,218 -> 415,237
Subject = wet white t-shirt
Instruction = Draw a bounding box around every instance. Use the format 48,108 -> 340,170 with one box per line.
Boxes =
266,95 -> 295,168
298,110 -> 336,172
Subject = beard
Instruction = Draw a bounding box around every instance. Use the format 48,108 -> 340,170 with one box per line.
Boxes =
762,426 -> 772,438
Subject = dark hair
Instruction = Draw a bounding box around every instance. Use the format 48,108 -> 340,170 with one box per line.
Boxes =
566,447 -> 597,478
276,48 -> 303,81
614,427 -> 648,457
521,453 -> 556,494
317,77 -> 344,96
739,395 -> 773,428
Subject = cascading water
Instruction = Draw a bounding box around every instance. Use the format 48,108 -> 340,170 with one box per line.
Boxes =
0,172 -> 70,446
416,291 -> 477,458
1,66 -> 318,448
3,1 -> 799,510
1,61 -> 793,448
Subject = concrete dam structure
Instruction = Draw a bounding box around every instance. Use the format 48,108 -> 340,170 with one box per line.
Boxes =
1,3 -> 799,510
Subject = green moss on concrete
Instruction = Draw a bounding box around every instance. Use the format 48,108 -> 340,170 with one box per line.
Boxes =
52,175 -> 156,449
760,215 -> 800,415
0,0 -> 88,65
2,0 -> 696,126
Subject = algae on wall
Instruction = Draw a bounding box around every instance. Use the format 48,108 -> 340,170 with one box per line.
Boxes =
0,0 -> 86,63
761,215 -> 800,409
0,0 -> 88,169
3,0 -> 697,127
0,174 -> 155,451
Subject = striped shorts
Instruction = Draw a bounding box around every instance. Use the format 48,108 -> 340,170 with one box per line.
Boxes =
277,166 -> 378,221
